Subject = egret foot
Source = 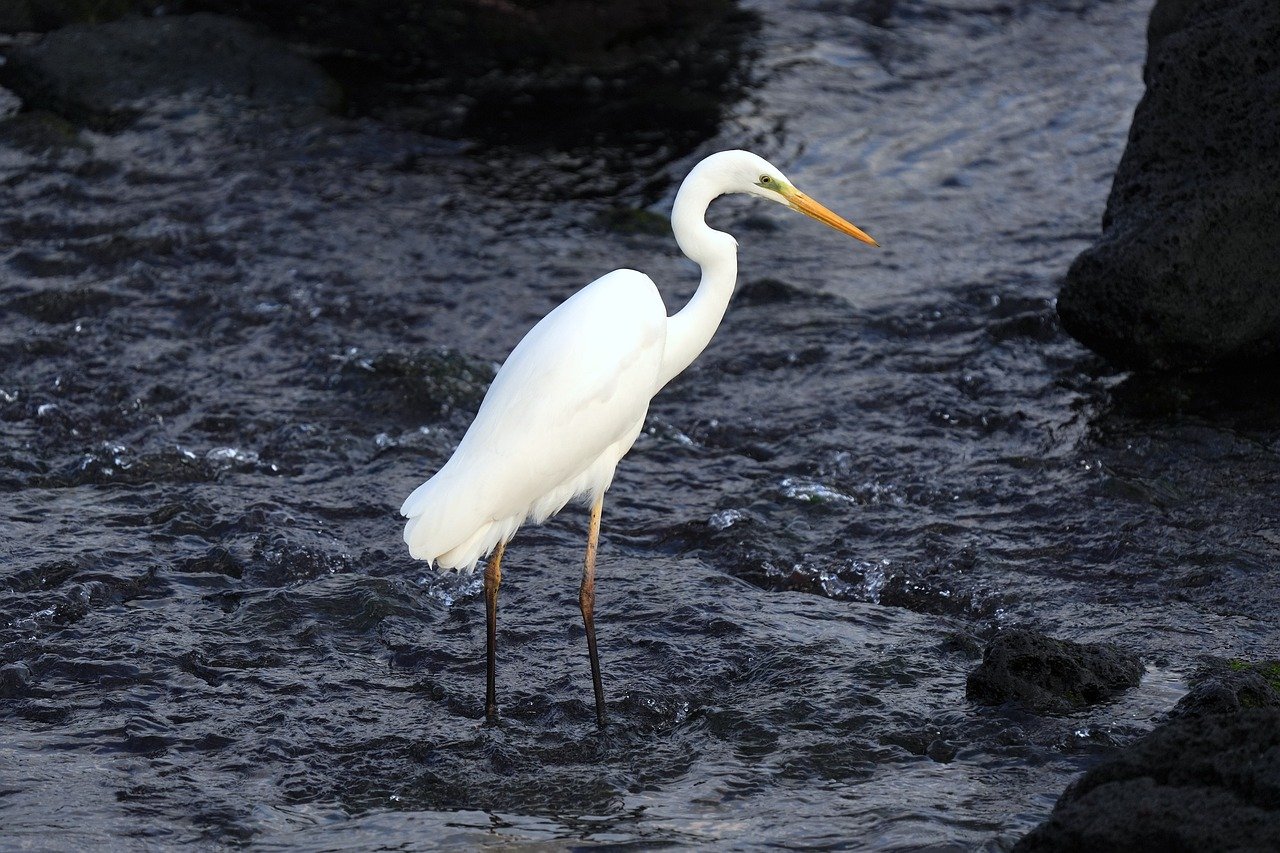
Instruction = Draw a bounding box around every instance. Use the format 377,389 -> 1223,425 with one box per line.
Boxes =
580,496 -> 607,727
484,541 -> 504,722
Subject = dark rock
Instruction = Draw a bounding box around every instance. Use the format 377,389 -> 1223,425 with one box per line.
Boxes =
176,546 -> 244,579
179,0 -> 755,148
1015,709 -> 1280,852
48,445 -> 217,487
0,1 -> 158,34
249,535 -> 352,587
0,109 -> 87,152
186,0 -> 736,76
328,348 -> 494,427
0,13 -> 340,128
0,0 -> 35,32
966,629 -> 1143,713
1057,0 -> 1280,370
0,661 -> 33,697
1170,660 -> 1280,719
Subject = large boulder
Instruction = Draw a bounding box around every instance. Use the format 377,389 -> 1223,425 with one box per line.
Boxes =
1057,0 -> 1280,370
1015,709 -> 1280,851
0,13 -> 340,127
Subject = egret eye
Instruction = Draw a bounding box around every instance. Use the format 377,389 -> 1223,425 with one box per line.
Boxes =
760,175 -> 772,185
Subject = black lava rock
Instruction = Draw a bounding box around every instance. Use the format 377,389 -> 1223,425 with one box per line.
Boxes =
1015,709 -> 1280,852
1170,660 -> 1280,719
966,630 -> 1143,713
0,2 -> 160,34
0,13 -> 340,128
178,0 -> 754,147
1057,0 -> 1280,370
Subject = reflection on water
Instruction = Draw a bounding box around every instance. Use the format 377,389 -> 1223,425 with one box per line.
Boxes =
4,0 -> 1277,849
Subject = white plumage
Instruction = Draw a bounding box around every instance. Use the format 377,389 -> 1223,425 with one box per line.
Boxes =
401,269 -> 666,568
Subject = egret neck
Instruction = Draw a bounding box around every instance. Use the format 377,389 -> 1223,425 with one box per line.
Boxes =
657,162 -> 741,389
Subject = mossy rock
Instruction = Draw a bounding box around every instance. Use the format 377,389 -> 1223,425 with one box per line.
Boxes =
1174,659 -> 1280,717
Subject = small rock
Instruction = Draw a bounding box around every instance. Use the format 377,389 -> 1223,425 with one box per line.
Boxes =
1057,0 -> 1280,370
0,109 -> 87,153
0,13 -> 340,128
966,629 -> 1143,713
0,661 -> 33,698
1015,709 -> 1280,851
328,348 -> 494,426
176,546 -> 244,579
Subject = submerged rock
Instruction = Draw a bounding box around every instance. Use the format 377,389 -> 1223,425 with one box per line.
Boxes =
966,629 -> 1143,713
0,13 -> 339,128
328,348 -> 494,426
1057,0 -> 1280,370
1015,708 -> 1280,852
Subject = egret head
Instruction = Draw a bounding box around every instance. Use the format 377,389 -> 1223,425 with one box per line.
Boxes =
715,150 -> 880,248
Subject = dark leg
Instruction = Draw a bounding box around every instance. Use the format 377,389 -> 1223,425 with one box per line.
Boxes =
579,497 -> 607,727
484,541 -> 505,722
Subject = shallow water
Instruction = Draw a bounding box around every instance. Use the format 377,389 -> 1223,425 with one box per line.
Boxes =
3,0 -> 1279,849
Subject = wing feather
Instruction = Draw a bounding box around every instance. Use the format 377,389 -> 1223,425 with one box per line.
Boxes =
402,269 -> 667,564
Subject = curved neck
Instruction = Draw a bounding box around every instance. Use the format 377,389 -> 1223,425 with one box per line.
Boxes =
656,168 -> 739,388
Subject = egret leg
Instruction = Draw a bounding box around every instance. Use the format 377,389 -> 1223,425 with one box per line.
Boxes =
484,541 -> 505,722
580,496 -> 607,727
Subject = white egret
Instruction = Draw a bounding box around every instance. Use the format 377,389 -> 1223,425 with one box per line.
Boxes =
401,149 -> 877,725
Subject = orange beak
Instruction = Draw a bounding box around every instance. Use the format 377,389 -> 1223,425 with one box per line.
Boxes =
787,190 -> 879,247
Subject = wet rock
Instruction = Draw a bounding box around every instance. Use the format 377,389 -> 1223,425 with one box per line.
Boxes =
328,348 -> 493,427
1015,708 -> 1280,852
48,446 -> 216,487
1058,0 -> 1280,370
966,630 -> 1143,713
1170,660 -> 1280,719
0,661 -> 33,697
0,13 -> 340,128
0,2 -> 158,34
0,0 -> 34,32
249,535 -> 352,586
181,0 -> 754,148
0,109 -> 86,153
5,558 -> 80,593
176,546 -> 244,579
